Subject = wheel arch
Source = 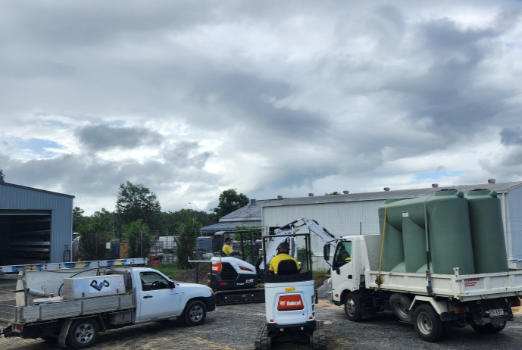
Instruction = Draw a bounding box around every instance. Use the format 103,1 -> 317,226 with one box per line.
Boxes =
409,296 -> 448,316
340,290 -> 351,304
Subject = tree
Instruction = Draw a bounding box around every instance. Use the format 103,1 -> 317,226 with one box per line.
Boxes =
175,210 -> 201,269
116,181 -> 161,234
73,206 -> 89,232
0,169 -> 5,183
213,189 -> 249,218
77,209 -> 114,260
160,209 -> 216,235
123,220 -> 151,258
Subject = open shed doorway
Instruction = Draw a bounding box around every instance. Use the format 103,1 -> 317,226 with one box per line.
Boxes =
0,210 -> 51,265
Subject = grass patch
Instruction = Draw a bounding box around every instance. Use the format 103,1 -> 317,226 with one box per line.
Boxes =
313,270 -> 330,289
147,263 -> 179,279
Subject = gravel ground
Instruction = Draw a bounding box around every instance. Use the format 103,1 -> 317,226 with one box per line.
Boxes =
1,299 -> 521,350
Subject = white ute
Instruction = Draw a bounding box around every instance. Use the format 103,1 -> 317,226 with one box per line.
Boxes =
0,266 -> 215,348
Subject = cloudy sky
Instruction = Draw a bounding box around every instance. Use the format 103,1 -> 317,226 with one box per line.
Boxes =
1,1 -> 522,214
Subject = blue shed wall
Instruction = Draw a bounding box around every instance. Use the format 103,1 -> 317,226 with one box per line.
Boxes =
0,184 -> 73,263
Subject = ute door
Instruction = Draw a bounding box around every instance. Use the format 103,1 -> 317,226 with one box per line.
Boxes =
137,271 -> 182,321
332,241 -> 355,292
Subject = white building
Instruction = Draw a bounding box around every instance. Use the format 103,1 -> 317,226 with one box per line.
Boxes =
262,180 -> 522,270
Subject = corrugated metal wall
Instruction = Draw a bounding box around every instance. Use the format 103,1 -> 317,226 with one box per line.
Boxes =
262,200 -> 384,270
0,184 -> 73,263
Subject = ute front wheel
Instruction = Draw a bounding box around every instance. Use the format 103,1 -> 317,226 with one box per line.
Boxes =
183,300 -> 207,326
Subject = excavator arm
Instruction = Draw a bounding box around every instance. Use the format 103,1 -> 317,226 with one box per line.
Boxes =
262,218 -> 338,268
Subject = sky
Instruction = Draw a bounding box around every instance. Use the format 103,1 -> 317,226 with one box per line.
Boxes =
1,1 -> 522,214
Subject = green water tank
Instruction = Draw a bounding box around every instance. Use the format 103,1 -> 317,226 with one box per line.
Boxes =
402,216 -> 428,273
380,197 -> 427,272
378,205 -> 404,271
427,190 -> 475,275
465,189 -> 508,273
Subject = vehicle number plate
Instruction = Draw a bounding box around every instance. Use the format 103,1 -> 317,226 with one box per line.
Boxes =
488,308 -> 504,317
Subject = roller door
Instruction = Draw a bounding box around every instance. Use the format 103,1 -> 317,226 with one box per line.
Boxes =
0,210 -> 51,265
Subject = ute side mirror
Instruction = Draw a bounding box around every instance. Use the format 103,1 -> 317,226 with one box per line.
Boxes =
168,281 -> 175,289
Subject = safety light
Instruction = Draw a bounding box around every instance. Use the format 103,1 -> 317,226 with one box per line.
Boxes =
211,262 -> 222,273
238,265 -> 253,272
454,306 -> 467,314
278,295 -> 304,311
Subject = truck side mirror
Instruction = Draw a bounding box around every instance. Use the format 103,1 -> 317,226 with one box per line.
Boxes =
323,244 -> 330,261
168,281 -> 175,289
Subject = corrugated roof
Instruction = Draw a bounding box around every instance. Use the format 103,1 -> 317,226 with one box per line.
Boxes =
219,199 -> 279,221
263,181 -> 522,208
200,220 -> 262,231
0,182 -> 75,198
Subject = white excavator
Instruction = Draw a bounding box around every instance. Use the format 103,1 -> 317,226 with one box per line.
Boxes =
254,218 -> 338,349
209,219 -> 337,307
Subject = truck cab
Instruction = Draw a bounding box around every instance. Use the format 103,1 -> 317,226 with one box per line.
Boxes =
326,235 -> 380,305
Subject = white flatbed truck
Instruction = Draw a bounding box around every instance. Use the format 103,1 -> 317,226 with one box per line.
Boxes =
0,266 -> 215,348
324,235 -> 522,341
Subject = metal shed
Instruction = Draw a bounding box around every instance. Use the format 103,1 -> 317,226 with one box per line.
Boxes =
0,182 -> 74,265
262,181 -> 522,270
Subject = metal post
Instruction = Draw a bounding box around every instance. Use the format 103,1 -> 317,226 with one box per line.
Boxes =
195,263 -> 199,283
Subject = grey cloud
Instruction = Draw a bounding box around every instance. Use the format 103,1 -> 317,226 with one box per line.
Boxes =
500,127 -> 522,146
1,149 -> 219,212
76,124 -> 163,151
164,142 -> 212,169
2,1 -> 522,212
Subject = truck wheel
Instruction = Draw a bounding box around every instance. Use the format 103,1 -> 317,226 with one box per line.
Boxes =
471,320 -> 506,334
67,319 -> 99,349
412,304 -> 444,342
389,294 -> 412,323
183,300 -> 207,326
344,293 -> 363,321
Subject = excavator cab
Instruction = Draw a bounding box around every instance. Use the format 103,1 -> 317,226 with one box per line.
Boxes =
207,229 -> 265,305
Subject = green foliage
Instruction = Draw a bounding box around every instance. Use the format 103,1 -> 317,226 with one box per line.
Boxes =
297,247 -> 312,272
0,169 -> 4,183
116,181 -> 162,234
213,189 -> 249,218
232,226 -> 262,264
160,209 -> 216,235
72,206 -> 89,232
123,220 -> 151,258
147,263 -> 179,279
77,209 -> 114,260
174,211 -> 201,269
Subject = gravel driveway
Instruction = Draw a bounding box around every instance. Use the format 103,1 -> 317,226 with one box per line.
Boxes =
1,299 -> 521,350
